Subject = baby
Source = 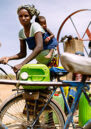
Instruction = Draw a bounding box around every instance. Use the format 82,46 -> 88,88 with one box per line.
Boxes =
35,16 -> 57,59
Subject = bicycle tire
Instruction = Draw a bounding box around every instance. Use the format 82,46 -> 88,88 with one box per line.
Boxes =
0,92 -> 66,129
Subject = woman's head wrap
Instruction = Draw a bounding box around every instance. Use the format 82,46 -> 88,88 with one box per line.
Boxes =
17,4 -> 40,18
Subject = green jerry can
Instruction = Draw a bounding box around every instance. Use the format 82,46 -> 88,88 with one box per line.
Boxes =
53,93 -> 64,123
79,92 -> 91,127
53,93 -> 64,111
45,93 -> 64,124
19,64 -> 50,90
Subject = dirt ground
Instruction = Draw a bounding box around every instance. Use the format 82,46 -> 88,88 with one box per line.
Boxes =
0,84 -> 16,104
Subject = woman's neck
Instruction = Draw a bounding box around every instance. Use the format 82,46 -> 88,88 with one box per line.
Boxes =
24,23 -> 31,37
24,23 -> 31,31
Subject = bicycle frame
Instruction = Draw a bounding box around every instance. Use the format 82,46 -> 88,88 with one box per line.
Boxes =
63,81 -> 90,129
0,79 -> 91,129
0,66 -> 91,129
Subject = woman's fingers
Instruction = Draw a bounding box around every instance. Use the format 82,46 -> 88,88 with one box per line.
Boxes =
0,57 -> 9,64
13,64 -> 22,73
0,58 -> 3,63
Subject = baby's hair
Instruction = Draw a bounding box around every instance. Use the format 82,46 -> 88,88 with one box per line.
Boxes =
35,16 -> 46,23
17,4 -> 40,18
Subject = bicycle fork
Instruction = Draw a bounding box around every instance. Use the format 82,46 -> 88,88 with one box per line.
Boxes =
64,85 -> 83,129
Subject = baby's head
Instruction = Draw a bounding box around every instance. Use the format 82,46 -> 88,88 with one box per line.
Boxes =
35,16 -> 47,30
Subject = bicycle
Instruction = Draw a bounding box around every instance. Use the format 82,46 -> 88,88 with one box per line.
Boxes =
0,64 -> 66,129
0,53 -> 91,129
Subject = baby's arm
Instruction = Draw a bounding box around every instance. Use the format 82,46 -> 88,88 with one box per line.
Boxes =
45,28 -> 54,43
46,28 -> 54,39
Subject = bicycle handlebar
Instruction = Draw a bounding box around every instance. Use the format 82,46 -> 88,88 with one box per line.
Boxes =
0,63 -> 18,80
7,63 -> 14,69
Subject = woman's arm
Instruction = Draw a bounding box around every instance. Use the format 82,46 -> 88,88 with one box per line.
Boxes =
21,32 -> 43,65
9,40 -> 27,60
0,40 -> 27,64
13,32 -> 43,72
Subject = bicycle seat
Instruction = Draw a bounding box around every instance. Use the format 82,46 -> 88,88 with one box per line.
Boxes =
50,67 -> 68,77
61,52 -> 91,75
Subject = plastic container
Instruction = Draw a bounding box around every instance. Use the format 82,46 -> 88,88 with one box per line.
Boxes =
53,93 -> 64,110
19,64 -> 50,89
45,93 -> 64,124
79,92 -> 91,127
53,93 -> 64,123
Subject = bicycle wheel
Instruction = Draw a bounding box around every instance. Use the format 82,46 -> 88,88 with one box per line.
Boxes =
0,92 -> 66,129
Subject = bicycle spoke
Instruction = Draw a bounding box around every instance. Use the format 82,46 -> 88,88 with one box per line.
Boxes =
0,94 -> 65,129
5,112 -> 26,123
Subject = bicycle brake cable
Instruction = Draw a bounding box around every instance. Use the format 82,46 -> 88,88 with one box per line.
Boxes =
7,63 -> 14,69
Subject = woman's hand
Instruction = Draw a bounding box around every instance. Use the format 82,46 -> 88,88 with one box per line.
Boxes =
0,57 -> 9,64
13,63 -> 23,73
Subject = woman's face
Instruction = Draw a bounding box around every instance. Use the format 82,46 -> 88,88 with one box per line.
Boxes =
18,9 -> 31,26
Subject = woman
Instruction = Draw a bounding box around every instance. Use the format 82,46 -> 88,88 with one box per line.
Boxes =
0,5 -> 57,72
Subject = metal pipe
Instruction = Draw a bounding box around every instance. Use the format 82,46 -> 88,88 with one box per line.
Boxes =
0,79 -> 66,86
70,17 -> 81,39
0,79 -> 91,87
